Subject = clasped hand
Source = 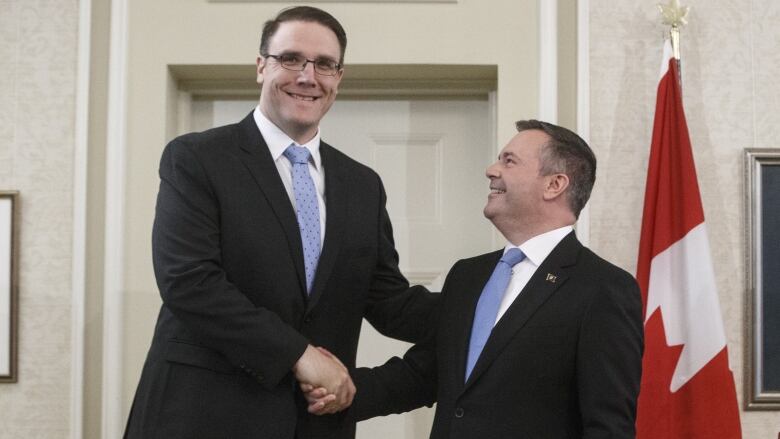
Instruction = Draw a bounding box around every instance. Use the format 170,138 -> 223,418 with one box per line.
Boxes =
293,345 -> 355,415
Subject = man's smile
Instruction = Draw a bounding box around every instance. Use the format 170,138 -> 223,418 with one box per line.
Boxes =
286,91 -> 319,101
489,185 -> 506,195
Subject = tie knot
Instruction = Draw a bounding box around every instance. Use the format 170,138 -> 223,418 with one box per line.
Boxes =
284,145 -> 311,165
500,248 -> 525,267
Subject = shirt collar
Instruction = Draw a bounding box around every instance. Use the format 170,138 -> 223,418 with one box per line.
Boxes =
253,106 -> 322,169
503,225 -> 574,267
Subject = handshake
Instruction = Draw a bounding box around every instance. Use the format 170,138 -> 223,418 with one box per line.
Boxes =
292,345 -> 356,415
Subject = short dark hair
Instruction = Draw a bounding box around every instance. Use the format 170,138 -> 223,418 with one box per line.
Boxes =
259,6 -> 347,64
515,120 -> 596,218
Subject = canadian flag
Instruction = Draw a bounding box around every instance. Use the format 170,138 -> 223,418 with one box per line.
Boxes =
635,40 -> 742,438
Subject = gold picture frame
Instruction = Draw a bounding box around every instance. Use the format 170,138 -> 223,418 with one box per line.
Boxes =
0,191 -> 18,383
745,149 -> 780,409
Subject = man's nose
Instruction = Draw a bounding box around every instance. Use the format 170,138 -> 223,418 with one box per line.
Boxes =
297,62 -> 317,82
486,162 -> 500,178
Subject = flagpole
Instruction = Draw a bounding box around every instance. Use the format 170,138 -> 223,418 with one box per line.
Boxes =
669,25 -> 681,60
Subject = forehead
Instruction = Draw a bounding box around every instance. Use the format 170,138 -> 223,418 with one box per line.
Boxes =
267,20 -> 341,59
501,129 -> 549,158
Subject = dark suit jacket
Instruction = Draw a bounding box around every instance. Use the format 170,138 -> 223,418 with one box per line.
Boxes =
352,232 -> 643,439
124,113 -> 436,439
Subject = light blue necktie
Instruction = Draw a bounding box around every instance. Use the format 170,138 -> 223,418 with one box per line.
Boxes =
465,248 -> 526,380
283,145 -> 321,294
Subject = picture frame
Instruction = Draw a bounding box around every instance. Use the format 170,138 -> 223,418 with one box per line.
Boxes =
0,191 -> 18,383
744,149 -> 780,409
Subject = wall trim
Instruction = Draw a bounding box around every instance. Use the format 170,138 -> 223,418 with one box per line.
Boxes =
171,64 -> 497,99
538,0 -> 558,123
103,0 -> 129,436
71,0 -> 92,437
208,0 -> 457,2
575,0 -> 591,245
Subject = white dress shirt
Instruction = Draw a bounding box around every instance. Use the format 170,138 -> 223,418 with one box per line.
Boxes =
494,225 -> 574,323
253,106 -> 326,246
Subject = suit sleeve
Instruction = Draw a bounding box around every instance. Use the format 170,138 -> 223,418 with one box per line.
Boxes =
577,270 -> 644,438
362,174 -> 439,343
349,334 -> 438,422
152,139 -> 308,389
348,257 -> 467,421
349,256 -> 454,421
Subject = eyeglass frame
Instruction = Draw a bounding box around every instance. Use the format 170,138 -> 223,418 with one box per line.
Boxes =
262,53 -> 343,77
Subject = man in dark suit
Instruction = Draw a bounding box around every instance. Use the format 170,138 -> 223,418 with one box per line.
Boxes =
307,120 -> 644,438
124,6 -> 436,439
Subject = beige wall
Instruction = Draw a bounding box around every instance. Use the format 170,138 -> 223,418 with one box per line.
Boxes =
588,0 -> 780,436
0,0 -> 78,437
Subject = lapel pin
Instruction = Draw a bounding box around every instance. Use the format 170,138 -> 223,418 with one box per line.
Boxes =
546,273 -> 557,283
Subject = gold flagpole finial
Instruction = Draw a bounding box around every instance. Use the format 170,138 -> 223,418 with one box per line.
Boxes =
658,0 -> 689,27
658,0 -> 689,59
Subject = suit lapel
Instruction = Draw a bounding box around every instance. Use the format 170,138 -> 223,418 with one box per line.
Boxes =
305,142 -> 346,311
453,251 -> 503,391
463,232 -> 582,390
234,113 -> 308,297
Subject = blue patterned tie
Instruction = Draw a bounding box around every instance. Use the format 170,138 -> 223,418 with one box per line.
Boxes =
283,145 -> 321,294
465,248 -> 526,380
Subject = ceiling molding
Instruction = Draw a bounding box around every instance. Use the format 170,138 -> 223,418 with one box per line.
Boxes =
208,0 -> 456,3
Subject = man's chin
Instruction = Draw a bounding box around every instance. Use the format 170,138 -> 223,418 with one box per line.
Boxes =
282,117 -> 320,139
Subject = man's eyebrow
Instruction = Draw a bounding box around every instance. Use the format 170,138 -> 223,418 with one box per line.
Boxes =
276,51 -> 338,62
499,151 -> 518,160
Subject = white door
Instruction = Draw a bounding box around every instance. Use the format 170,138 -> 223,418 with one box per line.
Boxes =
205,97 -> 496,438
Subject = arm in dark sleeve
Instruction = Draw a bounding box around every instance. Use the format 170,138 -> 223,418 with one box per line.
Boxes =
577,271 -> 644,438
152,139 -> 308,388
349,331 -> 438,422
349,257 -> 470,421
363,174 -> 439,343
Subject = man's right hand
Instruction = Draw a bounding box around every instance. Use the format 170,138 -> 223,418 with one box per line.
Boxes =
293,345 -> 355,412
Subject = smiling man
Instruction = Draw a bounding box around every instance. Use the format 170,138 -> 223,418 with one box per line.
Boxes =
311,120 -> 644,439
123,6 -> 437,439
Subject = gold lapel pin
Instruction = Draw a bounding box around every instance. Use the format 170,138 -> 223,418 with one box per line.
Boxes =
546,273 -> 557,283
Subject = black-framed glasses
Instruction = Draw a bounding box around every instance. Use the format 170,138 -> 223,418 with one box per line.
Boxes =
264,53 -> 342,76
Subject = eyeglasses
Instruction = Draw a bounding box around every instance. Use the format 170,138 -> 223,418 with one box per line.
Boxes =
264,53 -> 342,76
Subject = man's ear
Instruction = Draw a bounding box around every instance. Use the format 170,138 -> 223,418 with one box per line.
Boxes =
543,173 -> 569,201
256,56 -> 265,85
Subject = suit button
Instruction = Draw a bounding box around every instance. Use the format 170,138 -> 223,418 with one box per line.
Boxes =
454,407 -> 464,418
304,316 -> 313,324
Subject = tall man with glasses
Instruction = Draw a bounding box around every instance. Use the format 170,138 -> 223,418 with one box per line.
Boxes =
124,6 -> 436,439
